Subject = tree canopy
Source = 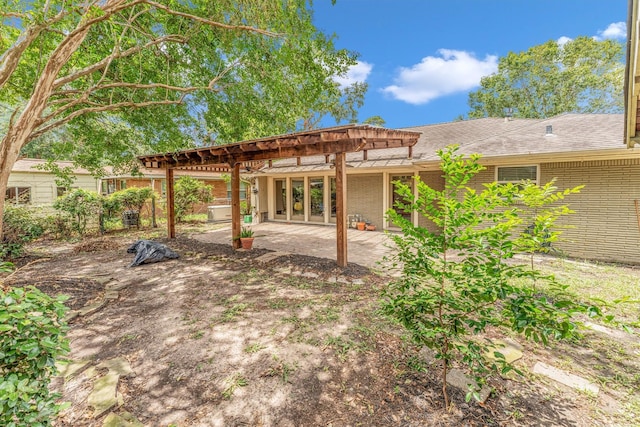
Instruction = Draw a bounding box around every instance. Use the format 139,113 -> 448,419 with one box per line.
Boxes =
467,36 -> 624,119
0,0 -> 365,238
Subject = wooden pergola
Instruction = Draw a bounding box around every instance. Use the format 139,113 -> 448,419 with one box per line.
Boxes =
137,124 -> 420,267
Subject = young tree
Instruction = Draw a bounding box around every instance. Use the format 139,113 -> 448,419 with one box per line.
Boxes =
383,146 -> 594,408
467,37 -> 624,119
0,0 -> 363,239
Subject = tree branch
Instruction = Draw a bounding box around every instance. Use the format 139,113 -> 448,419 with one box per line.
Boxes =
0,8 -> 70,88
52,34 -> 187,89
141,0 -> 281,37
31,98 -> 187,140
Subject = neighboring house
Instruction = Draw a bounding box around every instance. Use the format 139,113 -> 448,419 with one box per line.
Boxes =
253,114 -> 640,264
6,158 -> 99,205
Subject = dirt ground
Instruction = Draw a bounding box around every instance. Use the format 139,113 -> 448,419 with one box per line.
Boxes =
3,232 -> 639,426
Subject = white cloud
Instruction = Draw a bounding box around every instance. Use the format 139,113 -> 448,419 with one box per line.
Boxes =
381,49 -> 497,105
334,61 -> 372,88
557,36 -> 572,47
597,21 -> 626,40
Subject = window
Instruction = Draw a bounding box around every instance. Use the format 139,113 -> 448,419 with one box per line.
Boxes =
291,179 -> 304,218
101,179 -> 116,195
274,179 -> 286,218
5,187 -> 31,204
391,175 -> 413,223
496,165 -> 538,184
226,182 -> 248,200
309,177 -> 324,220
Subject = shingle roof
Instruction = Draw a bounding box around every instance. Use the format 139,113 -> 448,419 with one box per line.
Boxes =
264,113 -> 626,173
11,158 -> 92,174
412,113 -> 624,162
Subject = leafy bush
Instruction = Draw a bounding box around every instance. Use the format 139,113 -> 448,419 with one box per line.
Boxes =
1,205 -> 44,260
382,146 -> 593,407
174,176 -> 213,223
109,187 -> 154,213
0,285 -> 70,426
53,189 -> 101,236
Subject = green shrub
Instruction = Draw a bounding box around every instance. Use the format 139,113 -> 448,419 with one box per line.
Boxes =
0,286 -> 70,426
109,187 -> 154,213
382,146 -> 593,407
53,189 -> 101,236
1,205 -> 44,260
174,176 -> 213,223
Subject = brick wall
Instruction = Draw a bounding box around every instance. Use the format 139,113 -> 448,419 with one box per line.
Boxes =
347,174 -> 384,228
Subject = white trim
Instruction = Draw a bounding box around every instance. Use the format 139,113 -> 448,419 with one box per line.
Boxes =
413,171 -> 419,227
382,172 -> 389,229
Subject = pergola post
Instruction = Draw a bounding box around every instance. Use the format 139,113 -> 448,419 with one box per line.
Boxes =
231,161 -> 241,249
165,168 -> 176,238
335,152 -> 348,267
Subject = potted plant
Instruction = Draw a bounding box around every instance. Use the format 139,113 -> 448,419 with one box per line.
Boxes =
239,226 -> 255,250
240,200 -> 253,224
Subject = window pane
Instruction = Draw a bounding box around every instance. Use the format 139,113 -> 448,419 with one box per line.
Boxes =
275,179 -> 286,216
292,179 -> 304,217
18,187 -> 30,203
497,166 -> 537,182
309,178 -> 324,217
330,178 -> 336,218
227,182 -> 248,199
391,175 -> 413,222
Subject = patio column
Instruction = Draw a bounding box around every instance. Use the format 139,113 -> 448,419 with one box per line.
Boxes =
335,152 -> 347,267
165,168 -> 175,238
231,161 -> 241,249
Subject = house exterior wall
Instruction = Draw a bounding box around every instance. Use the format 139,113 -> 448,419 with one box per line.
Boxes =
7,172 -> 98,205
347,173 -> 384,228
540,158 -> 640,264
417,171 -> 445,233
463,160 -> 640,264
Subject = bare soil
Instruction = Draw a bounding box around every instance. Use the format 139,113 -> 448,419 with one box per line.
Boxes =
3,232 -> 639,426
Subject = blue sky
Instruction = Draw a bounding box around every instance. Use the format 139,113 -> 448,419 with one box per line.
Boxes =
312,0 -> 628,128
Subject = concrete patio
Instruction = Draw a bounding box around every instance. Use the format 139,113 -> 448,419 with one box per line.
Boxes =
191,222 -> 396,270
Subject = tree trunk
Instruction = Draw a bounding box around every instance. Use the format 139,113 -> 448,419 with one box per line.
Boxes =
0,18 -> 93,241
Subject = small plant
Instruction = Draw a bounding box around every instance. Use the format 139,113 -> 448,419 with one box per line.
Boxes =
264,360 -> 297,384
0,285 -> 70,425
239,227 -> 254,238
221,303 -> 248,322
240,199 -> 252,216
244,343 -> 266,354
222,373 -> 248,399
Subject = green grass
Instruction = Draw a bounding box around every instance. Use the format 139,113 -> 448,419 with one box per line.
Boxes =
222,373 -> 248,399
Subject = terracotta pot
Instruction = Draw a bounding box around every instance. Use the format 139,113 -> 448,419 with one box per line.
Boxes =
365,224 -> 376,231
240,237 -> 254,250
356,222 -> 366,231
